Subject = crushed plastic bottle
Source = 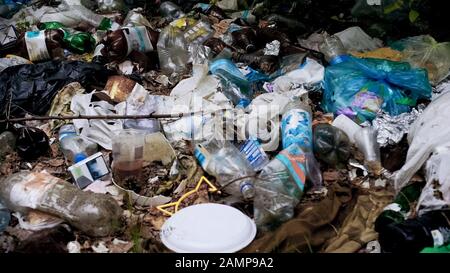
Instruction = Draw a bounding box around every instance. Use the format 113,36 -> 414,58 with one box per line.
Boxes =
255,143 -> 315,231
59,124 -> 98,165
0,171 -> 123,237
194,139 -> 256,200
159,1 -> 185,22
319,35 -> 348,64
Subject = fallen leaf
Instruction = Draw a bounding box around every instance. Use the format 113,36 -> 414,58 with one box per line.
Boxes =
47,159 -> 65,167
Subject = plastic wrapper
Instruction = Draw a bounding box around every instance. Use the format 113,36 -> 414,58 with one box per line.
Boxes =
263,40 -> 280,56
391,35 -> 450,85
0,60 -> 110,121
335,26 -> 383,53
323,56 -> 432,123
0,54 -> 30,72
372,106 -> 424,147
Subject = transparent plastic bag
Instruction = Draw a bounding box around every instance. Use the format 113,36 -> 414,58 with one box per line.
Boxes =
323,56 -> 431,123
157,18 -> 213,77
391,35 -> 450,85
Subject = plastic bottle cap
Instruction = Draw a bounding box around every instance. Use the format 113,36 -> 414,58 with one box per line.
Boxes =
74,153 -> 87,163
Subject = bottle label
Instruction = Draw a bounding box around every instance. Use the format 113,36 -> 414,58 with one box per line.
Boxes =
123,26 -> 153,55
431,228 -> 450,247
281,109 -> 312,151
25,31 -> 51,62
275,144 -> 307,192
239,138 -> 269,171
383,203 -> 402,212
194,145 -> 210,170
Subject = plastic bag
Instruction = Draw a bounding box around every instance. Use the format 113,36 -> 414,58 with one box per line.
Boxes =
394,91 -> 450,191
323,56 -> 431,123
157,18 -> 213,77
16,126 -> 50,160
391,35 -> 450,85
0,60 -> 110,121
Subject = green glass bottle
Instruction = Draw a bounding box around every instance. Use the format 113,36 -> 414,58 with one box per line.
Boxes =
375,182 -> 425,231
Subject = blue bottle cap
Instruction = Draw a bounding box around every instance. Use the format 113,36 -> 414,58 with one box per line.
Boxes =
74,153 -> 87,163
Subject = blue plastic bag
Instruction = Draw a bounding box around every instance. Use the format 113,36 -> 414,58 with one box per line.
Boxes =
323,56 -> 431,123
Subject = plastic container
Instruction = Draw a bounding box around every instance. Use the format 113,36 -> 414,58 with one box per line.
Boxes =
354,127 -> 382,175
0,171 -> 123,237
111,129 -> 145,186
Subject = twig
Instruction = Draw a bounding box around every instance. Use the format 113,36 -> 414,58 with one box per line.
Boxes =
0,109 -> 229,124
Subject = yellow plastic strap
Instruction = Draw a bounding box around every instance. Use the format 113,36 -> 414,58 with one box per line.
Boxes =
156,176 -> 218,216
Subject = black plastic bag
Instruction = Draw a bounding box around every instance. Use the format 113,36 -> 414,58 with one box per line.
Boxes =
16,127 -> 50,160
0,60 -> 111,120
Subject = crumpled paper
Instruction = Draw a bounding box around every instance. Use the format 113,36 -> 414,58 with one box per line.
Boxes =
264,40 -> 280,56
372,105 -> 425,147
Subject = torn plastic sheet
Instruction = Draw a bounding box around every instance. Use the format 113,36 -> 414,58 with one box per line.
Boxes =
372,105 -> 425,147
335,26 -> 383,53
416,146 -> 450,215
13,211 -> 64,231
70,92 -> 125,150
267,58 -> 324,94
394,91 -> 450,191
170,64 -> 220,98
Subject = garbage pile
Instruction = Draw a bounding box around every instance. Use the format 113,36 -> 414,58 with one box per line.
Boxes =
0,0 -> 450,253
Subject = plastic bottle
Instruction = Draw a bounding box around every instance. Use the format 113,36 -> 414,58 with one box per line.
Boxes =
0,171 -> 123,237
378,209 -> 450,253
319,35 -> 348,65
254,143 -> 309,231
210,58 -> 252,108
0,199 -> 10,233
159,1 -> 185,22
6,29 -> 65,62
281,98 -> 313,151
194,139 -> 256,200
313,123 -> 351,166
59,124 -> 98,165
97,0 -> 126,13
101,26 -> 159,62
375,182 -> 425,233
38,22 -> 96,54
354,127 -> 382,175
239,137 -> 270,172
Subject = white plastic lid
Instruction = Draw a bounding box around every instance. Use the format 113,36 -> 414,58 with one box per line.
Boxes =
160,203 -> 257,253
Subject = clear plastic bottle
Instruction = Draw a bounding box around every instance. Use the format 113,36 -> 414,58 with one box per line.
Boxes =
319,35 -> 348,64
255,143 -> 311,231
159,1 -> 185,22
59,124 -> 98,165
281,98 -> 313,151
210,58 -> 252,108
0,171 -> 123,237
194,139 -> 256,200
